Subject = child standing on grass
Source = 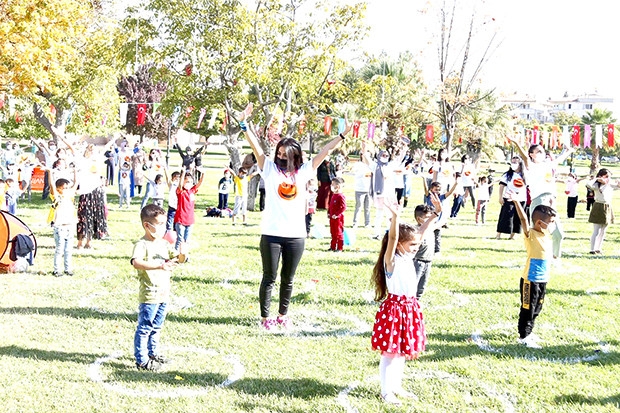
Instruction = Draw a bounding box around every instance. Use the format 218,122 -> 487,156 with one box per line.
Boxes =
475,175 -> 491,225
118,161 -> 132,208
371,201 -> 439,406
132,204 -> 186,371
4,178 -> 22,215
49,173 -> 77,277
587,168 -> 617,254
166,171 -> 181,232
174,168 -> 204,251
328,177 -> 346,251
230,167 -> 254,225
511,196 -> 557,349
412,203 -> 441,299
218,169 -> 232,210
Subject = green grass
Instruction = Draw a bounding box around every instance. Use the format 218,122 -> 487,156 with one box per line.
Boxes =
1,149 -> 619,412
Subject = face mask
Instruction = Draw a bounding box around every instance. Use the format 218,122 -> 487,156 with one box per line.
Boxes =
147,223 -> 166,239
546,222 -> 556,234
331,186 -> 338,192
275,157 -> 288,169
510,163 -> 519,171
183,183 -> 192,190
49,146 -> 57,152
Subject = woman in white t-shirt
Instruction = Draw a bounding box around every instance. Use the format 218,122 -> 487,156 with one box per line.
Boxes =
508,136 -> 574,257
239,103 -> 350,330
495,157 -> 527,239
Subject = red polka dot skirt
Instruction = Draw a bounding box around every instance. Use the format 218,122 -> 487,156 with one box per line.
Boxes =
371,294 -> 426,359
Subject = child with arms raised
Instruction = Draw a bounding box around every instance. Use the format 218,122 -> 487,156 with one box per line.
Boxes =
370,198 -> 440,406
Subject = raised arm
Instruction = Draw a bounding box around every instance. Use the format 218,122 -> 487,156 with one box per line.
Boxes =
512,196 -> 530,238
383,202 -> 400,274
194,167 -> 205,190
239,103 -> 266,170
312,119 -> 351,170
506,136 -> 529,169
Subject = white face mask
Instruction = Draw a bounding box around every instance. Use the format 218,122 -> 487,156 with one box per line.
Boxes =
183,183 -> 192,190
146,222 -> 166,239
545,222 -> 556,234
510,163 -> 519,171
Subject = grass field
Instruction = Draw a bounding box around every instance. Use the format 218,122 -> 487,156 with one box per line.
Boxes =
0,147 -> 619,412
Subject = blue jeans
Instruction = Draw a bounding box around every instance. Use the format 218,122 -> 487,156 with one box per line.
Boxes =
134,302 -> 167,365
174,223 -> 192,250
166,207 -> 176,231
140,182 -> 152,209
53,225 -> 73,272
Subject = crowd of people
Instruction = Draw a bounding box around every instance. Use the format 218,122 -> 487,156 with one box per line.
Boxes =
2,122 -> 616,405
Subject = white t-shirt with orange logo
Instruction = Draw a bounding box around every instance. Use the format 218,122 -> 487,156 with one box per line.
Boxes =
259,159 -> 314,238
526,161 -> 555,199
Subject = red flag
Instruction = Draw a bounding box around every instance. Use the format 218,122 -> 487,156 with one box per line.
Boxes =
136,104 -> 147,126
571,125 -> 580,147
352,121 -> 360,138
0,92 -> 4,109
608,124 -> 615,147
532,125 -> 539,145
425,125 -> 434,143
323,116 -> 332,135
50,104 -> 56,122
15,111 -> 22,123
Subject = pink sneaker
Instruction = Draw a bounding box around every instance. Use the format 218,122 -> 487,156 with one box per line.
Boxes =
276,316 -> 291,329
260,318 -> 276,331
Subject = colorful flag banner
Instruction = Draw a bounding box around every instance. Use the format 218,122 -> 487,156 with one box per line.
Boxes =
367,122 -> 375,139
584,125 -> 591,147
207,108 -> 218,129
119,103 -> 128,126
323,116 -> 332,135
136,104 -> 147,126
595,124 -> 603,148
337,118 -> 345,134
352,121 -> 360,138
425,125 -> 434,143
197,108 -> 206,129
571,125 -> 580,147
561,126 -> 569,147
608,124 -> 615,147
298,118 -> 306,135
532,125 -> 539,145
551,125 -> 559,149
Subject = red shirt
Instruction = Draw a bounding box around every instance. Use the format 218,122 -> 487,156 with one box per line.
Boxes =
174,185 -> 198,225
328,192 -> 346,217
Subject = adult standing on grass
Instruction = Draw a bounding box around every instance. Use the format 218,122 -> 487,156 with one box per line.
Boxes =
239,103 -> 350,330
495,157 -> 527,240
587,168 -> 617,254
507,136 -> 573,258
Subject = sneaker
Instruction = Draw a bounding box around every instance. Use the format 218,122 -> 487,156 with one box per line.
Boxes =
52,271 -> 62,277
276,316 -> 291,329
518,334 -> 542,349
260,318 -> 277,331
64,271 -> 74,276
381,392 -> 402,406
149,354 -> 169,364
136,359 -> 162,371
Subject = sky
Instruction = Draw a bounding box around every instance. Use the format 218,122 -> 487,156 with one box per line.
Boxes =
357,0 -> 620,112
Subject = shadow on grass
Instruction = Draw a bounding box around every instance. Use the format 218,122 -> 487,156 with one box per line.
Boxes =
0,306 -> 256,327
0,344 -> 101,364
232,377 -> 338,399
555,393 -> 620,408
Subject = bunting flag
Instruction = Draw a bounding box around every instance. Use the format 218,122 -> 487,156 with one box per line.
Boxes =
608,124 -> 615,147
119,103 -> 128,125
0,92 -> 5,109
541,131 -> 549,147
352,121 -> 360,138
425,125 -> 434,143
571,125 -> 580,147
398,125 -> 405,136
207,108 -> 218,129
323,116 -> 332,135
14,111 -> 22,123
50,104 -> 57,123
182,106 -> 194,128
136,104 -> 147,126
298,118 -> 307,135
152,103 -> 161,114
337,118 -> 345,134
595,124 -> 603,148
532,125 -> 539,145
367,122 -> 375,139
561,126 -> 570,147
584,125 -> 592,147
101,114 -> 107,126
197,108 -> 206,129
551,125 -> 559,149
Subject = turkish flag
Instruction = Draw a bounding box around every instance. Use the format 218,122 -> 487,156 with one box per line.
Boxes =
608,124 -> 615,147
136,104 -> 147,126
352,121 -> 360,138
425,125 -> 434,143
323,116 -> 332,135
571,125 -> 580,147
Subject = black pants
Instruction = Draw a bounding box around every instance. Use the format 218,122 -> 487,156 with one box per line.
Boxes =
463,186 -> 475,208
259,188 -> 265,211
259,235 -> 305,318
567,196 -> 578,218
586,197 -> 594,211
518,278 -> 547,339
42,170 -> 50,200
433,228 -> 441,253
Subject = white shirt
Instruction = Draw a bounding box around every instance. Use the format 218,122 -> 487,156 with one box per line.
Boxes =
260,159 -> 314,238
500,171 -> 527,202
590,179 -> 614,204
168,182 -> 179,209
565,177 -> 578,197
386,253 -> 417,297
353,162 -> 372,192
525,161 -> 556,199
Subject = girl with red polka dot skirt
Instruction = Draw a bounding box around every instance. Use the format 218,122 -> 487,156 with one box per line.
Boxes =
370,199 -> 440,406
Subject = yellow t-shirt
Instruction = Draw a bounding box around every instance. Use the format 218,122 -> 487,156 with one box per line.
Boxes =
522,229 -> 552,283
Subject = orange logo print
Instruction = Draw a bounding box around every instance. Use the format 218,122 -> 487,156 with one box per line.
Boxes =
278,182 -> 297,200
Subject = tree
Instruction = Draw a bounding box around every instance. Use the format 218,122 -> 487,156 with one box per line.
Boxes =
431,0 -> 500,153
582,108 -> 616,174
117,64 -> 169,141
1,0 -> 122,140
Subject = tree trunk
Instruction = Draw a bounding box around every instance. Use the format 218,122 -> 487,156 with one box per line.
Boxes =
589,147 -> 600,175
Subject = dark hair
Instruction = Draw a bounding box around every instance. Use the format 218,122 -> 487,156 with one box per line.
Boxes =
438,148 -> 449,161
594,168 -> 610,188
274,138 -> 303,173
414,204 -> 434,219
503,156 -> 524,182
5,178 -> 14,184
528,144 -> 544,159
55,178 -> 70,188
532,204 -> 556,224
140,204 -> 165,223
461,154 -> 470,163
430,181 -> 441,190
371,223 -> 419,302
154,174 -> 163,183
331,177 -> 344,185
171,171 -> 181,179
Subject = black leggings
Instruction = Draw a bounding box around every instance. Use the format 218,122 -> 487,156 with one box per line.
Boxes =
259,235 -> 305,318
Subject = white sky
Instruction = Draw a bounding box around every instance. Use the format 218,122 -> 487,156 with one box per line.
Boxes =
357,0 -> 620,112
